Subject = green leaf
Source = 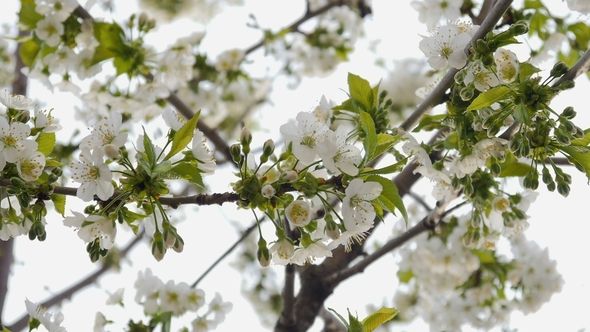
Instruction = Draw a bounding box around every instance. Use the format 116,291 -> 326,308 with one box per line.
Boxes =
361,307 -> 399,332
412,113 -> 449,132
559,145 -> 590,180
332,98 -> 357,113
45,159 -> 64,167
328,308 -> 352,330
519,62 -> 541,82
164,111 -> 200,161
19,38 -> 41,68
397,269 -> 414,283
347,309 -> 365,332
512,102 -> 531,125
472,249 -> 496,264
151,160 -> 172,177
372,133 -> 401,160
18,0 -> 44,30
113,56 -> 134,76
466,86 -> 511,111
366,175 -> 408,223
348,73 -> 374,111
50,194 -> 66,217
142,129 -> 157,168
361,158 -> 407,176
171,162 -> 205,188
360,111 -> 377,163
571,128 -> 590,146
36,132 -> 55,156
496,151 -> 534,177
91,21 -> 126,64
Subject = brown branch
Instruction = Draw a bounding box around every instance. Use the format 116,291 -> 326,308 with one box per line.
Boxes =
6,233 -> 144,332
0,28 -> 29,327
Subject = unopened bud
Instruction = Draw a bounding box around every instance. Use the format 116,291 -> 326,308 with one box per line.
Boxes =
280,170 -> 298,183
511,20 -> 529,35
104,144 -> 120,159
550,61 -> 569,78
261,184 -> 276,199
263,139 -> 275,156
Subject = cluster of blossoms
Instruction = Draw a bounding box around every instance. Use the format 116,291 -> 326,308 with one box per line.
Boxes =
269,2 -> 365,79
122,268 -> 232,332
0,91 -> 57,240
234,95 -> 387,266
392,207 -> 563,330
63,106 -> 216,260
25,268 -> 233,332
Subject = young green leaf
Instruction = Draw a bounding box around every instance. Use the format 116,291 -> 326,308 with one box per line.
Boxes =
164,110 -> 200,161
366,175 -> 408,223
466,86 -> 511,111
373,133 -> 401,160
361,307 -> 399,332
171,162 -> 205,188
559,145 -> 590,180
361,158 -> 407,176
18,0 -> 44,30
36,132 -> 56,156
348,73 -> 374,111
19,38 -> 41,68
360,111 -> 377,163
50,194 -> 66,217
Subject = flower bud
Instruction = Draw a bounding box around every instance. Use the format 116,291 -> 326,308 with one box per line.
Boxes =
257,238 -> 270,267
511,20 -> 529,35
550,61 -> 569,78
561,106 -> 576,119
261,184 -> 276,199
230,144 -> 241,164
104,144 -> 120,159
263,139 -> 275,156
280,170 -> 298,183
241,127 -> 252,154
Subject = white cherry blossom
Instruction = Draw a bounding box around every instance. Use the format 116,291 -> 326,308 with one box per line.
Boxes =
0,116 -> 37,163
0,90 -> 37,110
35,15 -> 64,47
464,61 -> 500,92
192,129 -> 217,175
341,179 -> 382,226
80,111 -> 128,152
280,111 -> 330,164
70,148 -> 114,201
317,125 -> 362,176
63,211 -> 117,250
16,148 -> 46,182
285,200 -> 312,227
419,23 -> 471,69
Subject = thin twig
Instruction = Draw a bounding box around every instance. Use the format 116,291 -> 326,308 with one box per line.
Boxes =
191,220 -> 259,288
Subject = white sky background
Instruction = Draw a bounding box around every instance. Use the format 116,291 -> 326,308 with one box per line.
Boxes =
2,0 -> 590,331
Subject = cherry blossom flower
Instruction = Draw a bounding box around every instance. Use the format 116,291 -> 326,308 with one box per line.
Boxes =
0,90 -> 37,110
411,0 -> 462,28
16,147 -> 46,181
192,315 -> 218,332
342,178 -> 383,226
25,299 -> 68,332
494,48 -> 519,83
105,288 -> 125,306
565,0 -> 590,15
285,200 -> 312,227
464,61 -> 500,92
70,148 -> 114,201
0,116 -> 37,163
160,280 -> 190,315
134,268 -> 164,315
280,111 -> 330,164
35,15 -> 65,47
317,125 -> 362,176
419,22 -> 471,69
269,237 -> 295,265
215,49 -> 244,72
35,0 -> 78,22
192,129 -> 217,175
63,211 -> 117,249
312,95 -> 333,125
208,292 -> 233,324
290,241 -> 333,266
80,111 -> 128,152
34,109 -> 62,132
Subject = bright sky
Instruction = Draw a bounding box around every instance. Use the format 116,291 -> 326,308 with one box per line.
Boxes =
2,0 -> 590,331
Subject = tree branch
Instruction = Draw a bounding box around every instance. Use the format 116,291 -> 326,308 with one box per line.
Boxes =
191,220 -> 259,288
0,28 -> 29,327
6,233 -> 144,332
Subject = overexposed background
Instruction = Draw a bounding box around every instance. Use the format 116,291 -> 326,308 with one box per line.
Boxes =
2,0 -> 589,331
